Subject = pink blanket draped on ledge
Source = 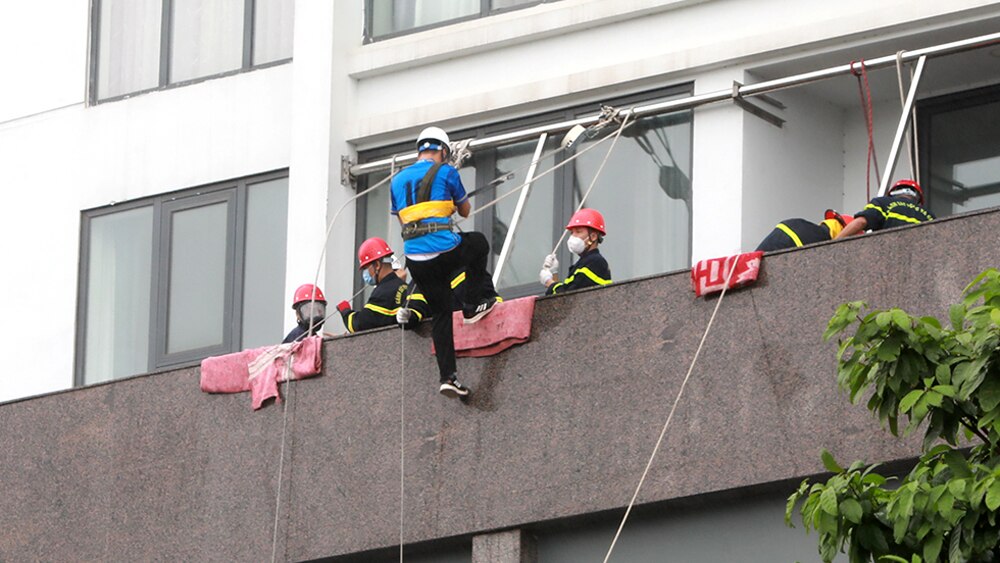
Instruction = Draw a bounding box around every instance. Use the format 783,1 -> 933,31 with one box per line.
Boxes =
200,335 -> 322,410
432,296 -> 536,358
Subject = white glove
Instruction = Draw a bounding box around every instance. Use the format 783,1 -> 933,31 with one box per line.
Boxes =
542,253 -> 559,271
539,268 -> 554,286
396,307 -> 412,325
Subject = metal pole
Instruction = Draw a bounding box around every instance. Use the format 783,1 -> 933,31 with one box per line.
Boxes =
877,55 -> 927,197
348,31 -> 1000,178
492,133 -> 548,287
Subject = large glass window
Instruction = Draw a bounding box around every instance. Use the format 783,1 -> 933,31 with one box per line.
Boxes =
354,85 -> 693,301
76,171 -> 289,385
365,0 -> 551,42
919,84 -> 1000,218
92,0 -> 294,101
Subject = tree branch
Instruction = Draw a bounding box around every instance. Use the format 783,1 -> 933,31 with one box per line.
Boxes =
960,416 -> 991,444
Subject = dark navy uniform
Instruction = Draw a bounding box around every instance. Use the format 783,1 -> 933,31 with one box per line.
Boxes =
546,248 -> 612,295
449,267 -> 501,311
339,274 -> 428,333
756,218 -> 839,252
855,196 -> 934,232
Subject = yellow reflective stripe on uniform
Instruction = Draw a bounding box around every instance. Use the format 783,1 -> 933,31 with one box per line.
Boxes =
820,218 -> 843,239
576,267 -> 612,286
364,303 -> 399,316
775,223 -> 804,247
347,312 -> 356,333
864,203 -> 888,218
398,200 -> 456,224
450,272 -> 466,289
886,212 -> 924,225
411,309 -> 424,321
408,293 -> 427,303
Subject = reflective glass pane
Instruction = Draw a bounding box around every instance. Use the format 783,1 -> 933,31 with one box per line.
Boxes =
84,207 -> 153,384
253,0 -> 294,65
242,178 -> 289,348
370,0 -> 479,37
926,95 -> 1000,217
493,137 -> 557,290
572,111 -> 693,280
492,0 -> 537,9
167,201 -> 228,354
98,0 -> 162,99
170,0 -> 244,83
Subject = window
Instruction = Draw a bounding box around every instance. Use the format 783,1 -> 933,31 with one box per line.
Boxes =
76,171 -> 289,385
91,0 -> 294,101
365,0 -> 551,42
919,84 -> 1000,218
354,85 -> 693,301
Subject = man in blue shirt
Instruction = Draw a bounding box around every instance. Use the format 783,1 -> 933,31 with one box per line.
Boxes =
391,126 -> 497,398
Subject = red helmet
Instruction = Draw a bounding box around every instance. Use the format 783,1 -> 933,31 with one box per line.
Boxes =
888,179 -> 924,204
292,284 -> 326,308
824,209 -> 854,227
565,208 -> 606,235
357,236 -> 393,270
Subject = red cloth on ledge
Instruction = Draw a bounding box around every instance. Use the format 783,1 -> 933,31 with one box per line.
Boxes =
432,296 -> 536,358
691,251 -> 763,297
200,335 -> 322,409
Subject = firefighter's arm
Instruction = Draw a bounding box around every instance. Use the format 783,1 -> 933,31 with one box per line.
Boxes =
403,291 -> 430,329
336,301 -> 356,333
836,216 -> 869,239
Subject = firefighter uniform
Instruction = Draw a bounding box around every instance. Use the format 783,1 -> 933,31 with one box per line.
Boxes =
855,195 -> 935,232
339,274 -> 428,333
756,218 -> 841,252
545,248 -> 612,295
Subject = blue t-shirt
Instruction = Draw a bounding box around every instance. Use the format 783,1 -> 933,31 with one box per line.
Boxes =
390,159 -> 468,255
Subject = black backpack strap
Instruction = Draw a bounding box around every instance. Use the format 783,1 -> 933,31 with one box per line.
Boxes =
416,163 -> 444,204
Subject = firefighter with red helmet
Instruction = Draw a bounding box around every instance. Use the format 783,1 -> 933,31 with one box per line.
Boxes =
837,179 -> 935,238
335,237 -> 428,333
282,284 -> 330,343
755,209 -> 854,252
540,208 -> 612,295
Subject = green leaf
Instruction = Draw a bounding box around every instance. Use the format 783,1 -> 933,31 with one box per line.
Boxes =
931,384 -> 956,398
877,311 -> 892,328
979,376 -> 1000,412
935,364 -> 952,385
821,449 -> 844,473
840,498 -> 863,524
990,308 -> 1000,326
892,309 -> 911,330
950,304 -> 966,329
924,390 -> 943,408
924,533 -> 943,563
899,389 -> 924,413
820,486 -> 839,516
986,479 -> 1000,511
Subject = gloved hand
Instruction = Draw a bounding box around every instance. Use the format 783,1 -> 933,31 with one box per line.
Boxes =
336,300 -> 351,314
539,268 -> 554,286
542,253 -> 559,271
396,307 -> 412,325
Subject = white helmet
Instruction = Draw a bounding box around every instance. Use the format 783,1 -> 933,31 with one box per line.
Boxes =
416,126 -> 450,153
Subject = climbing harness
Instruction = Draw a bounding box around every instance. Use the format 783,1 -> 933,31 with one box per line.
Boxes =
602,257 -> 741,563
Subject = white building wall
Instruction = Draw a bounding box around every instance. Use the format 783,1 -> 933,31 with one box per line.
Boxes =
1,0 -> 998,402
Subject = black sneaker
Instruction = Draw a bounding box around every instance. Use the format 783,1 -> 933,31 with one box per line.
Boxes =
462,296 -> 497,324
439,377 -> 471,398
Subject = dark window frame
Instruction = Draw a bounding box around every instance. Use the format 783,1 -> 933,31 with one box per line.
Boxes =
353,82 -> 694,302
74,169 -> 289,386
917,82 -> 1000,216
363,0 -> 552,44
88,0 -> 293,104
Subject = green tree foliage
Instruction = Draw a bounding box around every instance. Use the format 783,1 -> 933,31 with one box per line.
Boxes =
786,269 -> 1000,563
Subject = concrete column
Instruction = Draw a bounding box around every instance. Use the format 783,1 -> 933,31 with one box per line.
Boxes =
472,529 -> 537,563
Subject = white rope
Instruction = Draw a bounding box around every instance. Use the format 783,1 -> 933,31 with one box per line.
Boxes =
602,257 -> 740,563
399,325 -> 406,563
550,110 -> 634,256
270,358 -> 294,563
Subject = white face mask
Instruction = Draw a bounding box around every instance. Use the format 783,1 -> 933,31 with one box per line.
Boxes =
567,235 -> 588,256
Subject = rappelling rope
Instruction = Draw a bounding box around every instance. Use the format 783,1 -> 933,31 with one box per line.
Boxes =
270,356 -> 294,563
895,51 -> 920,184
602,256 -> 741,563
399,322 -> 406,563
550,109 -> 634,255
851,59 -> 881,201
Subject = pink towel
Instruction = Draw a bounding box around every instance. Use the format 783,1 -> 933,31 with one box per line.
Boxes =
691,251 -> 763,297
200,336 -> 323,410
432,296 -> 535,358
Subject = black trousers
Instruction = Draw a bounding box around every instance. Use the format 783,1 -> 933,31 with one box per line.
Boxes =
406,232 -> 490,381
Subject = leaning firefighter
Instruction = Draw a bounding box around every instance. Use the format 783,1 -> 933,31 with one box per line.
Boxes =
335,237 -> 427,333
836,179 -> 934,238
755,209 -> 853,252
391,126 -> 497,398
282,284 -> 332,343
540,208 -> 612,295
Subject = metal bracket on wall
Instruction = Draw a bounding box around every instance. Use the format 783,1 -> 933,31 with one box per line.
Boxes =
341,155 -> 356,188
732,81 -> 785,128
